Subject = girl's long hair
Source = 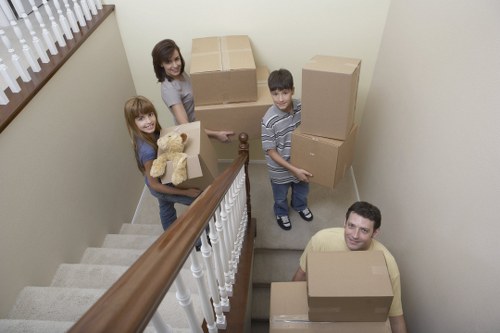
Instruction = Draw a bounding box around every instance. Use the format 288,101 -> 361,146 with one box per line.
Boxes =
124,96 -> 162,174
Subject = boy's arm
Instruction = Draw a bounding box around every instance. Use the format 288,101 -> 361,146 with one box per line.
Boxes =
267,148 -> 312,182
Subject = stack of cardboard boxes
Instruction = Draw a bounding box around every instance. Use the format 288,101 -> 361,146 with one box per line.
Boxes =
291,55 -> 362,189
159,35 -> 272,188
191,35 -> 273,140
270,251 -> 394,332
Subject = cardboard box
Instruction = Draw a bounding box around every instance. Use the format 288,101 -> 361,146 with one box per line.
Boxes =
194,66 -> 272,139
190,35 -> 257,106
301,55 -> 361,140
159,121 -> 219,189
307,251 -> 393,322
290,124 -> 358,189
270,281 -> 391,333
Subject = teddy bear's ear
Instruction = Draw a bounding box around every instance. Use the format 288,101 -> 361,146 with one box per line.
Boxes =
181,133 -> 187,143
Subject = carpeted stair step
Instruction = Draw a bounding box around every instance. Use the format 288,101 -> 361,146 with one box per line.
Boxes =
252,248 -> 302,284
119,223 -> 164,236
50,263 -> 202,292
80,247 -> 145,266
251,283 -> 270,320
8,287 -> 105,321
0,319 -> 73,333
50,264 -> 129,289
101,234 -> 158,250
0,319 -> 191,333
8,286 -> 203,329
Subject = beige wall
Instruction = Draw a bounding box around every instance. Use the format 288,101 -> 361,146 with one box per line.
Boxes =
0,13 -> 140,316
105,0 -> 391,158
355,1 -> 500,332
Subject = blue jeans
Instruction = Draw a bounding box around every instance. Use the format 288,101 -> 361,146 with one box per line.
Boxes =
270,181 -> 309,217
149,185 -> 196,230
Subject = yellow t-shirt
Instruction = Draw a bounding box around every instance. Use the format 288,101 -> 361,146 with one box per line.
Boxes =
299,227 -> 404,317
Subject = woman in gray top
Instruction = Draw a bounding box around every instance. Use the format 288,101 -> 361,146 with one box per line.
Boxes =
152,39 -> 234,142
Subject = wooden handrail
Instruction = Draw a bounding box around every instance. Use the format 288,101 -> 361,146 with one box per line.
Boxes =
69,133 -> 253,333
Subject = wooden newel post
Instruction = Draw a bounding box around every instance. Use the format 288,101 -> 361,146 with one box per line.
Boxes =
238,133 -> 251,221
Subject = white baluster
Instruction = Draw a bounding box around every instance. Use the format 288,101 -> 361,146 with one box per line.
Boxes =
174,275 -> 203,333
42,0 -> 66,47
0,29 -> 30,82
21,13 -> 49,64
53,0 -> 73,40
208,218 -> 230,311
79,0 -> 91,21
92,0 -> 102,10
222,194 -> 236,285
62,0 -> 79,33
0,89 -> 8,105
86,0 -> 97,16
13,21 -> 40,72
71,0 -> 85,27
190,249 -> 218,333
215,204 -> 234,296
0,58 -> 21,93
0,0 -> 15,21
151,311 -> 174,333
200,222 -> 227,329
29,0 -> 58,55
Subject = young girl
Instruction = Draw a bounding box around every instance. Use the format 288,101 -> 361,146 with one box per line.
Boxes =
124,96 -> 202,230
151,39 -> 235,143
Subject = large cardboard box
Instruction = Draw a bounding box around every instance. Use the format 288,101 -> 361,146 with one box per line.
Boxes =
159,121 -> 219,189
301,55 -> 361,140
307,251 -> 393,322
190,35 -> 257,106
270,281 -> 391,333
194,66 -> 272,140
290,124 -> 358,189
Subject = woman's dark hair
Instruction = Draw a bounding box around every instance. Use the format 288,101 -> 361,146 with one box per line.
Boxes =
346,201 -> 382,230
151,39 -> 185,82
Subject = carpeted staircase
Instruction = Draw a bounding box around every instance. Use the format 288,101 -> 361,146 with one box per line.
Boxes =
0,222 -> 202,332
0,162 -> 358,333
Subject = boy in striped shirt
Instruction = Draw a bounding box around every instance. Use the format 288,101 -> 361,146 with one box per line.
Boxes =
261,69 -> 314,230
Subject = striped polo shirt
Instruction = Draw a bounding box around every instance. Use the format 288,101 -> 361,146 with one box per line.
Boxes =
261,99 -> 302,184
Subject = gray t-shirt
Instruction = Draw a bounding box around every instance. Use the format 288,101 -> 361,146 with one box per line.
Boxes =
160,72 -> 196,125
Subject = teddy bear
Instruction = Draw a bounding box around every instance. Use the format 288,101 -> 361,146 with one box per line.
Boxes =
150,131 -> 188,186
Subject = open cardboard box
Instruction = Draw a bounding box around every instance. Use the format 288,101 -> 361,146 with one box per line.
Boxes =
159,121 -> 219,190
195,66 -> 272,140
301,55 -> 361,140
307,251 -> 393,322
270,281 -> 391,333
190,35 -> 257,106
291,124 -> 358,189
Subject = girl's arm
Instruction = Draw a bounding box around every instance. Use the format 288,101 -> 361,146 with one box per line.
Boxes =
170,103 -> 190,124
171,102 -> 235,143
143,159 -> 201,198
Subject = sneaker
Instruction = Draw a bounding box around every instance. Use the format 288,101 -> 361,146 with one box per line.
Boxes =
276,215 -> 292,230
298,208 -> 313,222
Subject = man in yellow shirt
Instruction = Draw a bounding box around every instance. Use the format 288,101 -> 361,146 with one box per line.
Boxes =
292,201 -> 408,333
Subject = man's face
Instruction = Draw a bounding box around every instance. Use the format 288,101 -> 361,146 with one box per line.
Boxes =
344,212 -> 378,251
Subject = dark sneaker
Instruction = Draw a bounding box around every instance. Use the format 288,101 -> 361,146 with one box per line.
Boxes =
298,208 -> 313,222
276,215 -> 292,230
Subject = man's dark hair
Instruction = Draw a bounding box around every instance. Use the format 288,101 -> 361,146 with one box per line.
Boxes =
346,201 -> 382,230
268,68 -> 294,92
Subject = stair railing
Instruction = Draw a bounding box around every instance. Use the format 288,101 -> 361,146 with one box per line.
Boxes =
68,133 -> 255,333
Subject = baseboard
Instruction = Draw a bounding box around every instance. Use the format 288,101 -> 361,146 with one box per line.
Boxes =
350,166 -> 361,201
131,185 -> 149,225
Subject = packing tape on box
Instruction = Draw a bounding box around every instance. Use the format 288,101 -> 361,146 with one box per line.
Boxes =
270,315 -> 336,329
